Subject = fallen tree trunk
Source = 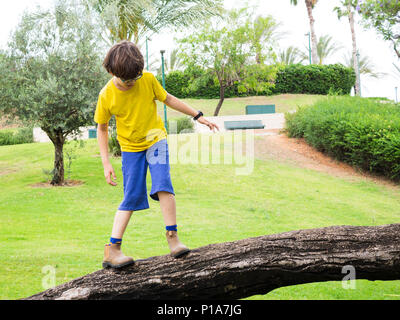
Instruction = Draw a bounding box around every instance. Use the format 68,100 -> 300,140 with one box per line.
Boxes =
25,224 -> 400,300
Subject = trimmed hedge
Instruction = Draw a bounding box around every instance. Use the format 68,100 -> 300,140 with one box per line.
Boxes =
0,127 -> 33,146
273,64 -> 355,95
157,70 -> 249,99
285,96 -> 400,181
158,63 -> 355,98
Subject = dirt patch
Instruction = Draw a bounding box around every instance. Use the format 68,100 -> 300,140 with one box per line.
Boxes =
254,130 -> 400,190
30,179 -> 85,188
0,168 -> 19,176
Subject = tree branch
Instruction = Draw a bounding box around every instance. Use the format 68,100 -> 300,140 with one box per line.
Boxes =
24,224 -> 400,300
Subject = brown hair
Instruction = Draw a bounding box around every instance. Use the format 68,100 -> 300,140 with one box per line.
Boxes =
103,40 -> 144,80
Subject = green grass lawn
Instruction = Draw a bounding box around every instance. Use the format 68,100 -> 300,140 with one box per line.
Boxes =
1,132 -> 400,300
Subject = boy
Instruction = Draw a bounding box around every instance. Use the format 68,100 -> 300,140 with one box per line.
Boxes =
94,40 -> 219,269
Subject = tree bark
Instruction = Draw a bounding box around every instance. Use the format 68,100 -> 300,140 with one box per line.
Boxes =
52,142 -> 64,185
214,84 -> 225,116
305,0 -> 318,65
393,40 -> 400,59
25,224 -> 400,300
46,129 -> 65,186
348,3 -> 361,96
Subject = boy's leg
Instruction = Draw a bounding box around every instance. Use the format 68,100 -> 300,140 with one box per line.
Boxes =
157,191 -> 176,226
147,139 -> 190,258
147,139 -> 177,227
158,191 -> 189,258
103,209 -> 135,269
103,150 -> 149,269
111,210 -> 134,239
114,149 -> 149,238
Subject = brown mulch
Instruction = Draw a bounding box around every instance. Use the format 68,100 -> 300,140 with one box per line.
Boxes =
254,130 -> 400,190
30,180 -> 84,188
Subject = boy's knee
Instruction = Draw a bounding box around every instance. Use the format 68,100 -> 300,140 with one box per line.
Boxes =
157,191 -> 174,197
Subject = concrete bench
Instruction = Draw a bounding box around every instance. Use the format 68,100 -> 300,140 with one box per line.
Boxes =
224,120 -> 265,130
245,105 -> 275,114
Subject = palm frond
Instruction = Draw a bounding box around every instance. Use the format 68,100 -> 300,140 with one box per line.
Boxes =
87,0 -> 223,43
342,51 -> 385,78
278,46 -> 306,65
316,34 -> 343,65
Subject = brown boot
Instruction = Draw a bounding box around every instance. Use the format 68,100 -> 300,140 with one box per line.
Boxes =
166,231 -> 190,258
102,243 -> 134,269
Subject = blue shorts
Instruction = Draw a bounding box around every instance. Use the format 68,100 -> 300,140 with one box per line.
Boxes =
118,139 -> 175,211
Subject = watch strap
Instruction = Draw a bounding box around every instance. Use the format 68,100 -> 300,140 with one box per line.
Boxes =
193,111 -> 203,121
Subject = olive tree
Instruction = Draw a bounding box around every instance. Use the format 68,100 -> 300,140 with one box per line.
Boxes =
0,0 -> 108,185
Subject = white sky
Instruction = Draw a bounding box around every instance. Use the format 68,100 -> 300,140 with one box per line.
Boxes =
1,0 -> 399,100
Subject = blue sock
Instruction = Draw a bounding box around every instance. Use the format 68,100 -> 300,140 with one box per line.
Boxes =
166,225 -> 177,232
110,237 -> 122,244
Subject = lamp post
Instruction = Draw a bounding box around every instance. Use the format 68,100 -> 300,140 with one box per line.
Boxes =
160,50 -> 168,133
356,50 -> 361,97
395,87 -> 398,103
145,36 -> 151,71
305,32 -> 311,65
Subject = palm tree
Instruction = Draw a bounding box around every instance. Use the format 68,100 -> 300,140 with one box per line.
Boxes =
86,0 -> 223,44
343,51 -> 386,94
144,51 -> 160,72
393,63 -> 400,81
343,51 -> 384,79
277,46 -> 307,65
334,0 -> 361,95
156,48 -> 183,75
167,48 -> 183,72
316,34 -> 344,65
249,15 -> 282,64
290,0 -> 319,64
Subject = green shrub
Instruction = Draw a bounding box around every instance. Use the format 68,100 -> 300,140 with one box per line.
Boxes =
0,131 -> 13,145
157,67 -> 221,99
285,96 -> 400,181
168,117 -> 194,134
0,127 -> 33,146
158,70 -> 191,99
274,64 -> 355,95
285,108 -> 309,139
108,125 -> 121,157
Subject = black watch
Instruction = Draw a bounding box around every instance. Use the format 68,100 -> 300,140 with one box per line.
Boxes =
193,111 -> 203,121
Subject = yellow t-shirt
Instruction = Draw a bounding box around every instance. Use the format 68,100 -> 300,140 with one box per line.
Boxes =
94,72 -> 168,152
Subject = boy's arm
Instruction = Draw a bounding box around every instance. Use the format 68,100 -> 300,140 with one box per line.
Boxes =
164,93 -> 219,132
97,123 -> 117,186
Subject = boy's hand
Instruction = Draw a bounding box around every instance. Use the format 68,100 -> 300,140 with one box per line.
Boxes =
103,163 -> 117,186
197,116 -> 219,132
